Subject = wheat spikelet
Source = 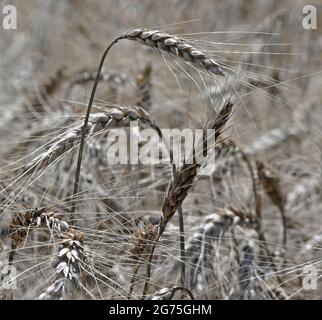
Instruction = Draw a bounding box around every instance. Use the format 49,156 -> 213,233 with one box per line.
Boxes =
160,164 -> 198,233
150,286 -> 194,300
122,29 -> 224,76
22,105 -> 161,174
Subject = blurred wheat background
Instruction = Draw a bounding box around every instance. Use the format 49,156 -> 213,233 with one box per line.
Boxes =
0,0 -> 322,300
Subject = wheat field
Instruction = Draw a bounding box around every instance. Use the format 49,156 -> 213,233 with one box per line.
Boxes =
0,0 -> 322,300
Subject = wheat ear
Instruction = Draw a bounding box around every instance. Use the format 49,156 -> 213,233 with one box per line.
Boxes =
186,208 -> 254,288
9,209 -> 91,299
22,105 -> 160,175
141,101 -> 233,297
38,228 -> 90,300
8,209 -> 69,265
160,101 -> 233,231
256,161 -> 287,245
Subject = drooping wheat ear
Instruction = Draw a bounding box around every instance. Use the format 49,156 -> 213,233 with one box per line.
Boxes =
256,161 -> 287,245
135,63 -> 152,110
150,286 -> 194,300
23,69 -> 65,114
238,240 -> 288,300
71,28 -> 225,215
28,70 -> 65,105
0,70 -> 64,134
244,126 -> 305,156
69,69 -> 126,88
9,209 -> 90,299
38,228 -> 90,300
65,69 -> 126,99
8,209 -> 69,265
185,207 -> 254,289
22,105 -> 161,175
122,29 -> 224,76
